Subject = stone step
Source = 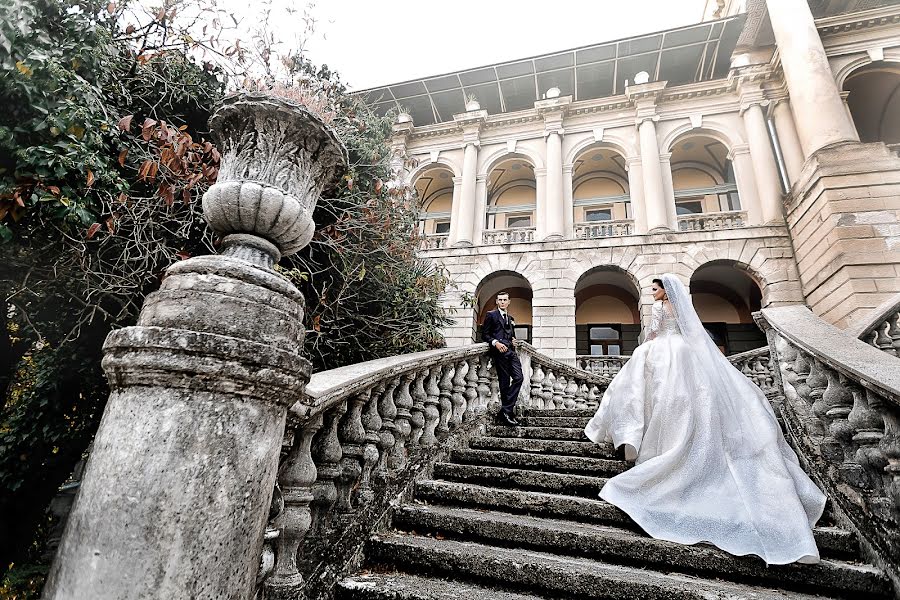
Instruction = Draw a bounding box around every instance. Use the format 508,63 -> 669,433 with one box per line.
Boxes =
432,463 -> 606,498
520,408 -> 596,418
336,572 -> 546,600
449,448 -> 626,476
470,435 -> 616,458
517,416 -> 591,428
393,505 -> 889,597
484,425 -> 588,441
411,481 -> 859,560
366,534 -> 861,600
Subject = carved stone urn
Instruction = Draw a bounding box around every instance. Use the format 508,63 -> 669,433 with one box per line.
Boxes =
203,92 -> 348,265
42,93 -> 347,600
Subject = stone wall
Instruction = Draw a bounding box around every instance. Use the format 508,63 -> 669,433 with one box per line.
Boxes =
426,226 -> 803,361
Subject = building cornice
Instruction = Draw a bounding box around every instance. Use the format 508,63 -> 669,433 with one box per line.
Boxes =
816,5 -> 900,36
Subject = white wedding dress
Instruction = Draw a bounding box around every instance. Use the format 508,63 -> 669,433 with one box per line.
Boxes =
584,274 -> 826,565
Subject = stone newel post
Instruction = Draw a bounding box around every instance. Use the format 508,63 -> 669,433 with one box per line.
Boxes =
42,93 -> 347,600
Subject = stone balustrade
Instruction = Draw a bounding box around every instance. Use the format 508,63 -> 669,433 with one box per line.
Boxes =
263,344 -> 497,598
482,227 -> 536,245
517,343 -> 610,410
576,348 -> 776,396
419,233 -> 450,250
574,219 -> 634,239
728,346 -> 779,399
757,305 -> 900,583
677,210 -> 747,232
576,355 -> 631,378
850,293 -> 900,358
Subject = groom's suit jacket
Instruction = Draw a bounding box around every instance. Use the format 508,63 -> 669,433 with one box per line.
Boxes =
482,309 -> 516,354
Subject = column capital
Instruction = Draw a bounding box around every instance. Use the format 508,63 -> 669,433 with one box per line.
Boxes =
475,174 -> 488,184
534,167 -> 548,177
739,97 -> 771,115
562,163 -> 574,175
727,143 -> 752,160
658,152 -> 673,164
625,155 -> 642,169
452,176 -> 463,185
635,114 -> 660,127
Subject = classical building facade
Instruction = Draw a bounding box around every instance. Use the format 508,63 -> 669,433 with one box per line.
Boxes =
366,0 -> 900,362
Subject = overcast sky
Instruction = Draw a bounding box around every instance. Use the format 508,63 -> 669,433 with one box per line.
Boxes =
284,1 -> 710,90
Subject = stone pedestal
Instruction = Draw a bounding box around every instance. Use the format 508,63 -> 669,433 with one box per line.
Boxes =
42,93 -> 347,600
786,142 -> 900,328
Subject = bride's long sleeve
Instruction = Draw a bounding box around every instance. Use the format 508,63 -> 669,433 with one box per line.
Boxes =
645,301 -> 663,342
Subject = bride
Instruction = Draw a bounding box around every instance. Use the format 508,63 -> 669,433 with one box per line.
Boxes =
584,273 -> 826,565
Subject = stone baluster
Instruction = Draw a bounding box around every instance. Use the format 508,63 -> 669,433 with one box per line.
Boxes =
271,415 -> 323,589
335,390 -> 368,516
451,359 -> 467,428
376,378 -> 399,480
587,385 -> 600,408
804,358 -> 828,440
308,404 -> 346,537
819,372 -> 855,467
846,382 -> 888,490
792,351 -> 812,401
438,364 -> 455,439
477,356 -> 492,413
879,406 -> 900,507
553,373 -> 566,409
421,366 -> 442,447
542,369 -> 555,409
390,373 -> 414,471
531,364 -> 545,408
465,357 -> 479,420
564,377 -> 578,410
576,384 -> 588,410
409,369 -> 428,448
359,385 -> 384,505
490,375 -> 501,413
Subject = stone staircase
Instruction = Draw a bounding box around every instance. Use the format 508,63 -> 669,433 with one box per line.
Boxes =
336,408 -> 894,600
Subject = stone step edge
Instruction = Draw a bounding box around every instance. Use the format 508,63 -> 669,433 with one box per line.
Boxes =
411,480 -> 858,559
449,448 -> 627,474
392,504 -> 887,597
336,572 -> 547,600
365,534 -> 843,600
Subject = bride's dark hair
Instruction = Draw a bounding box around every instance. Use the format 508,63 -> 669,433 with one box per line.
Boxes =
652,278 -> 664,289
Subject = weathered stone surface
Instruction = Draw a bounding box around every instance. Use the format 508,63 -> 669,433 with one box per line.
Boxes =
365,534 -> 840,600
393,505 -> 885,594
448,448 -> 625,475
484,425 -> 589,440
336,573 -> 546,600
469,435 -> 614,457
517,416 -> 590,428
432,463 -> 606,497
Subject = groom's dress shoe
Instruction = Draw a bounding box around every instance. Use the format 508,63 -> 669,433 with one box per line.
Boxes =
498,412 -> 519,426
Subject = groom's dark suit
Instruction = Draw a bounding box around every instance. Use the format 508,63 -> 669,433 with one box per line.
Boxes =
481,309 -> 524,417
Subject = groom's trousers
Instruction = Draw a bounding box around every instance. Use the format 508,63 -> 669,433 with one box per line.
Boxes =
492,350 -> 523,415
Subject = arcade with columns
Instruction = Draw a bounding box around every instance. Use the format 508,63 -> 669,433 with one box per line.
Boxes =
370,0 -> 900,362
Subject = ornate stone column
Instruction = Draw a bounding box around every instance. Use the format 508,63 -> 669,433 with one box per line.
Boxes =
472,174 -> 488,246
534,167 -> 548,240
451,109 -> 486,247
627,79 -> 670,232
765,0 -> 858,157
562,163 -> 574,238
625,156 -> 647,234
728,144 -> 762,224
446,176 -> 463,245
42,93 -> 347,600
771,99 -> 804,185
659,152 -> 677,230
536,95 -> 570,241
742,100 -> 784,224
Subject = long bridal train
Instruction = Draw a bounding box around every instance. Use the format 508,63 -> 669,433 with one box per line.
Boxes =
584,273 -> 826,565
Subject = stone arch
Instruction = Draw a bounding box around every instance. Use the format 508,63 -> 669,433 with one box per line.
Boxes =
841,57 -> 900,148
565,136 -> 636,166
407,156 -> 462,185
472,268 -> 535,343
834,47 -> 900,89
689,259 -> 768,353
688,256 -> 770,306
479,146 -> 545,176
661,123 -> 740,155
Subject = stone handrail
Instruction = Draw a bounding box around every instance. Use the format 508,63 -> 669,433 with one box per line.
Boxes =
677,210 -> 747,231
849,292 -> 900,357
757,305 -> 900,584
577,348 -> 777,397
517,343 -> 611,410
574,219 -> 634,239
264,344 -> 496,598
419,233 -> 450,250
482,227 -> 536,245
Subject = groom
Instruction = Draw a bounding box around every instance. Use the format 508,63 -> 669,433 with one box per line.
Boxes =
481,290 -> 524,426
